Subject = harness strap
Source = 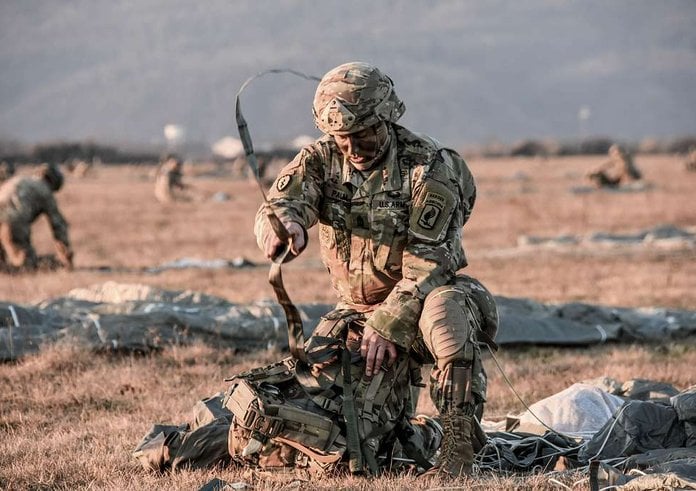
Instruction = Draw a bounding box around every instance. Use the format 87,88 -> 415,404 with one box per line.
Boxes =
235,68 -> 320,365
341,348 -> 363,473
268,248 -> 307,363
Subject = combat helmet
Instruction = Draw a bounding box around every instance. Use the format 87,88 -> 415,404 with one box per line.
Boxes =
312,62 -> 405,136
37,163 -> 64,192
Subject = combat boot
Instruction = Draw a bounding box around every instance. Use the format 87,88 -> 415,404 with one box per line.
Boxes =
437,408 -> 474,476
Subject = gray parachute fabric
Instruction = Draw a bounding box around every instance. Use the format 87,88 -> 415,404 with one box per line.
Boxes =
578,383 -> 696,489
3,282 -> 696,361
579,400 -> 686,462
1,282 -> 329,360
133,393 -> 233,472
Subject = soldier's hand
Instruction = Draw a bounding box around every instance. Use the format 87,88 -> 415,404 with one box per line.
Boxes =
264,220 -> 305,260
360,325 -> 398,377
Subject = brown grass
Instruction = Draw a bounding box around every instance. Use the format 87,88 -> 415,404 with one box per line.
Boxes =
1,155 -> 695,489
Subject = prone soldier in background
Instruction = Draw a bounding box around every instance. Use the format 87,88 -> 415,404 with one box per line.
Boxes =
0,163 -> 73,272
255,62 -> 498,476
587,143 -> 642,188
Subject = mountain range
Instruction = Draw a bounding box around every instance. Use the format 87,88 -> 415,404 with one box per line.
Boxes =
1,0 -> 695,149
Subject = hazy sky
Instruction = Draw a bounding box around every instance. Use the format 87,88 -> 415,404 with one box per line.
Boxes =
1,0 -> 695,147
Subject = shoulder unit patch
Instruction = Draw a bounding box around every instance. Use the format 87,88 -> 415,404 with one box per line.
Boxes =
410,180 -> 456,242
276,174 -> 292,191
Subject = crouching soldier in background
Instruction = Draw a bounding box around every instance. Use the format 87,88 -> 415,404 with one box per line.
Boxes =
154,153 -> 189,203
0,163 -> 73,272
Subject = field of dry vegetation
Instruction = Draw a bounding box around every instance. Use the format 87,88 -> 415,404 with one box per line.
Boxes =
1,154 -> 695,490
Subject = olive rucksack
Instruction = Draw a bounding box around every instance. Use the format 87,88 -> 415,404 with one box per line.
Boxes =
223,309 -> 414,475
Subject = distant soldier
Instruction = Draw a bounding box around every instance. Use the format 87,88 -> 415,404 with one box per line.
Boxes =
587,144 -> 642,188
0,163 -> 73,271
154,153 -> 188,203
0,161 -> 15,183
65,158 -> 93,178
684,147 -> 696,172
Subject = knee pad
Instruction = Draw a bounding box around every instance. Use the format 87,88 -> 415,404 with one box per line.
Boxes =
454,275 -> 499,350
419,285 -> 475,369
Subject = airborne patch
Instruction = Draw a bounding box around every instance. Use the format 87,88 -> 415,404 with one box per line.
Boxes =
417,193 -> 445,229
276,174 -> 292,191
410,180 -> 456,242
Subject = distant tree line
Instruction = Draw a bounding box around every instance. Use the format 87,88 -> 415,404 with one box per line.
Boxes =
1,135 -> 695,164
470,135 -> 696,158
0,140 -> 160,165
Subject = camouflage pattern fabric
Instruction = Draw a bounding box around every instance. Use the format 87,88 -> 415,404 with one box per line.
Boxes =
312,62 -> 405,136
0,175 -> 71,269
414,274 -> 498,410
254,124 -> 476,349
133,381 -> 442,476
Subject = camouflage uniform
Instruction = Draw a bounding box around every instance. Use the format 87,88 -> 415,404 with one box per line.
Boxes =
154,155 -> 186,203
0,164 -> 72,270
0,161 -> 15,183
255,62 -> 497,475
587,144 -> 642,188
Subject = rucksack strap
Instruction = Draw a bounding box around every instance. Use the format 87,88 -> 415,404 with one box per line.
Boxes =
268,249 -> 307,363
341,348 -> 364,473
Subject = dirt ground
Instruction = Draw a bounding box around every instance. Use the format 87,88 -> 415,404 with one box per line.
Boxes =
1,154 -> 695,490
5,153 -> 696,308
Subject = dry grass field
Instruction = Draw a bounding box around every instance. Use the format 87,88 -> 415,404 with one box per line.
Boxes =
1,154 -> 695,490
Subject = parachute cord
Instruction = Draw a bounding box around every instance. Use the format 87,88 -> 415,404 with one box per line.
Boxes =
485,344 -> 587,443
235,68 -> 320,197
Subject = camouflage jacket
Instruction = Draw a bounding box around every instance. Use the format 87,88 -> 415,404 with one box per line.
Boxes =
255,125 -> 476,348
0,176 -> 70,246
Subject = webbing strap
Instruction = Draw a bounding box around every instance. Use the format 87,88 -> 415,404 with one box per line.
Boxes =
273,436 -> 342,465
235,69 -> 320,365
341,349 -> 363,473
268,243 -> 307,363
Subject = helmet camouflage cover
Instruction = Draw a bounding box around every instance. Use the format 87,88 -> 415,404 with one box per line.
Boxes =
313,62 -> 405,135
37,163 -> 64,192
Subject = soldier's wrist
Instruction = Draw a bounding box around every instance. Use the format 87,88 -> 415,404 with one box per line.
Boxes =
365,310 -> 416,349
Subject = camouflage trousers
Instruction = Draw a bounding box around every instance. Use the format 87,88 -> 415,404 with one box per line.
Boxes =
0,221 -> 37,269
412,274 -> 498,415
